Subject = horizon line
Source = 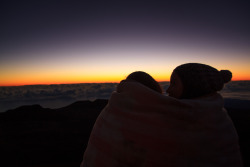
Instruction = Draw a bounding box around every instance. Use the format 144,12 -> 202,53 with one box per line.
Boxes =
1,80 -> 250,87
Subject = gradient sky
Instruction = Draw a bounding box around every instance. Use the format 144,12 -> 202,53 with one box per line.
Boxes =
1,0 -> 250,86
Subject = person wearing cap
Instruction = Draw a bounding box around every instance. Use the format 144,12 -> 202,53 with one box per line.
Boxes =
167,63 -> 232,99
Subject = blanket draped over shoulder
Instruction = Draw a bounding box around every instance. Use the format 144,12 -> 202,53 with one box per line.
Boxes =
81,81 -> 243,167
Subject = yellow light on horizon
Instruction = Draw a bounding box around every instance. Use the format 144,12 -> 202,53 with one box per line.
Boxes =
1,45 -> 250,86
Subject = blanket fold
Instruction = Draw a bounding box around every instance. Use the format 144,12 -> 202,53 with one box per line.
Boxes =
81,81 -> 242,167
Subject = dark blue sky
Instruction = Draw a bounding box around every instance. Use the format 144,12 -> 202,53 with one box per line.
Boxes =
2,0 -> 249,53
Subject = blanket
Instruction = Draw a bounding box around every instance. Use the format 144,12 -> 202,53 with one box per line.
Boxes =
81,81 -> 243,167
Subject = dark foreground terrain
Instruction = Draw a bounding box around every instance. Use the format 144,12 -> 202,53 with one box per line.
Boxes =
0,99 -> 250,167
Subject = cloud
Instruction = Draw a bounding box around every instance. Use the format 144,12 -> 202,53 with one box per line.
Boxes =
0,83 -> 118,112
0,81 -> 250,112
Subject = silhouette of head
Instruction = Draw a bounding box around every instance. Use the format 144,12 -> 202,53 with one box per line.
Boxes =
126,71 -> 162,94
167,63 -> 232,99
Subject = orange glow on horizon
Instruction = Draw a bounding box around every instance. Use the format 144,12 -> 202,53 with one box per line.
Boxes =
232,75 -> 250,81
1,28 -> 250,87
1,75 -> 249,86
1,56 -> 250,86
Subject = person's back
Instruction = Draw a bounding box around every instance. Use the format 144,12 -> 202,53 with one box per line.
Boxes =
165,63 -> 243,166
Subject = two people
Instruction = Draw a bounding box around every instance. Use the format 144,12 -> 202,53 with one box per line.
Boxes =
125,63 -> 233,99
81,63 -> 243,167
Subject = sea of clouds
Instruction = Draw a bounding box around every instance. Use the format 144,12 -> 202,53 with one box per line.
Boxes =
0,81 -> 250,112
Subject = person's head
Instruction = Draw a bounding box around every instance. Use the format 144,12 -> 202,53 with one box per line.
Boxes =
126,71 -> 162,94
167,63 -> 232,99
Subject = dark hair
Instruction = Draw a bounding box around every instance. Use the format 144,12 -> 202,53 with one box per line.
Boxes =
126,71 -> 162,93
173,63 -> 232,99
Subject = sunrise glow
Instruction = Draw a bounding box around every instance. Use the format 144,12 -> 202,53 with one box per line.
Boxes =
1,0 -> 249,87
1,45 -> 250,86
1,52 -> 249,87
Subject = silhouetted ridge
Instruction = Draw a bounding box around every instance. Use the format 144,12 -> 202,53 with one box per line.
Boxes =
7,104 -> 44,113
0,99 -> 249,167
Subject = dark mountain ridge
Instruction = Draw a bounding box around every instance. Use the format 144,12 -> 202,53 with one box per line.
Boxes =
0,98 -> 249,167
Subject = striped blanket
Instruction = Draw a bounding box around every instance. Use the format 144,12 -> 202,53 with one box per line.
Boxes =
81,81 -> 242,167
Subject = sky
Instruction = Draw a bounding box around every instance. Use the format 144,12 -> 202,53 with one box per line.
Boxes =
1,0 -> 250,86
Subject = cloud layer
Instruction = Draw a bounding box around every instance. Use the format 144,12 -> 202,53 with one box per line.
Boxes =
0,81 -> 250,112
